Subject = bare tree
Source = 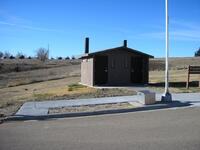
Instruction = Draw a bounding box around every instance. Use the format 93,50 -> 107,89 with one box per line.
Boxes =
71,55 -> 75,59
16,52 -> 24,59
0,51 -> 3,59
4,51 -> 11,59
36,48 -> 49,62
9,55 -> 15,59
16,52 -> 26,59
194,47 -> 200,57
65,56 -> 70,60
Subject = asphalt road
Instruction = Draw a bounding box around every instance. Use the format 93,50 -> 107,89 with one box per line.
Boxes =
0,107 -> 200,150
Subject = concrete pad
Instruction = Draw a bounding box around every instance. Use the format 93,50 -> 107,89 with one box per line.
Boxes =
15,95 -> 141,116
10,93 -> 200,120
16,102 -> 48,116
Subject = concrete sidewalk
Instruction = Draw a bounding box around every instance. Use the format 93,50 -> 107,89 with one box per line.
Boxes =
13,93 -> 200,118
16,96 -> 140,116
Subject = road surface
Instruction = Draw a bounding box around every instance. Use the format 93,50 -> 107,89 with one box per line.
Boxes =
1,107 -> 200,150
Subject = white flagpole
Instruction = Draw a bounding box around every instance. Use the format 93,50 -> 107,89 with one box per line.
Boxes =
161,0 -> 172,102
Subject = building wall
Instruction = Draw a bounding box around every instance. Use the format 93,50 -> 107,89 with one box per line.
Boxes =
81,58 -> 94,86
81,49 -> 150,86
100,50 -> 149,85
107,51 -> 132,85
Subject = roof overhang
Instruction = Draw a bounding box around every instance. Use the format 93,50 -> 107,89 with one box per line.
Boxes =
77,46 -> 154,59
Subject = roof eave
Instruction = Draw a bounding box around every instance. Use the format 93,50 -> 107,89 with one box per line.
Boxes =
78,46 -> 154,59
76,53 -> 89,59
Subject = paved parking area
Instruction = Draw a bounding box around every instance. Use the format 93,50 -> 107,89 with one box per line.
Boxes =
1,107 -> 200,150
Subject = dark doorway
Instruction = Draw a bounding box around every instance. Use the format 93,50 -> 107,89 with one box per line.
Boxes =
131,57 -> 143,83
94,56 -> 108,85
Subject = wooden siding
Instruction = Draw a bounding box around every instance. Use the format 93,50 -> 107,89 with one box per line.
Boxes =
80,48 -> 150,86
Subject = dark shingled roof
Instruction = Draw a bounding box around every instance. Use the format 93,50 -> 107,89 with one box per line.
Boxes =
77,46 -> 154,59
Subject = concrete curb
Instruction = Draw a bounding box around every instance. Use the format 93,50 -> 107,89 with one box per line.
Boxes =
5,101 -> 191,121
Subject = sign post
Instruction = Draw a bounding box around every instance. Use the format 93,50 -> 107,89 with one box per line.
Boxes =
161,0 -> 172,102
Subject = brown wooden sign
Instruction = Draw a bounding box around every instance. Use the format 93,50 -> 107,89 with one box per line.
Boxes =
186,65 -> 200,89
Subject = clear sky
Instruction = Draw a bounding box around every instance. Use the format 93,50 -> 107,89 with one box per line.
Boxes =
0,0 -> 199,58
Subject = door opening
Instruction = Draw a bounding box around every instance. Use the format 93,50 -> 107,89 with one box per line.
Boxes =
131,57 -> 143,83
94,56 -> 108,85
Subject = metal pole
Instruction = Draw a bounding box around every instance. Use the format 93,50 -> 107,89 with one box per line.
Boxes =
161,0 -> 172,102
165,0 -> 169,94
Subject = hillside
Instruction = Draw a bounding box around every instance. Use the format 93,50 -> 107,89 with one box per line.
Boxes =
1,57 -> 200,88
0,59 -> 81,88
149,57 -> 200,71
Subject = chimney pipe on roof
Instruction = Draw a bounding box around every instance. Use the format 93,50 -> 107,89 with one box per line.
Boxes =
123,40 -> 127,47
85,37 -> 89,53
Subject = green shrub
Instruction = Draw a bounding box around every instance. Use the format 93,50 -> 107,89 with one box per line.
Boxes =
68,84 -> 86,91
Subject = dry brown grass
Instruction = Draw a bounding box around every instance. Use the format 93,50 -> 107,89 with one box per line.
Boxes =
0,80 -> 135,116
149,57 -> 200,93
0,59 -> 81,73
0,59 -> 81,116
149,69 -> 200,93
149,57 -> 200,71
0,76 -> 101,116
0,77 -> 79,106
0,60 -> 81,88
48,102 -> 135,114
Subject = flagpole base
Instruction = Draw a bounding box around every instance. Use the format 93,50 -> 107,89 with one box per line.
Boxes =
161,92 -> 172,102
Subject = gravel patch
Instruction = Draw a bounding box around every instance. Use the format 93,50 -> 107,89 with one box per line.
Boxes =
48,102 -> 137,114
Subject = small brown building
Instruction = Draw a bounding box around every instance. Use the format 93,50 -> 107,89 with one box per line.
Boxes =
78,38 -> 154,86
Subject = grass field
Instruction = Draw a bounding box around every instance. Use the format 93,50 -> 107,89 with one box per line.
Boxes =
0,57 -> 200,116
149,69 -> 200,93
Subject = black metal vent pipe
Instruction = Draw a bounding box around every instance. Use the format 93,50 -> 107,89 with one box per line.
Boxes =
123,40 -> 127,47
85,37 -> 89,53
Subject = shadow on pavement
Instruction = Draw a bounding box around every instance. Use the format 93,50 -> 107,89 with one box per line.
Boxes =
149,81 -> 199,88
5,100 -> 194,122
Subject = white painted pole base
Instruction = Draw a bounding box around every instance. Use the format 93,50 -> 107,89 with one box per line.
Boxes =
161,92 -> 172,102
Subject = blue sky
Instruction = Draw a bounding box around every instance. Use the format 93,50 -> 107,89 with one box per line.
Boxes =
0,0 -> 199,58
